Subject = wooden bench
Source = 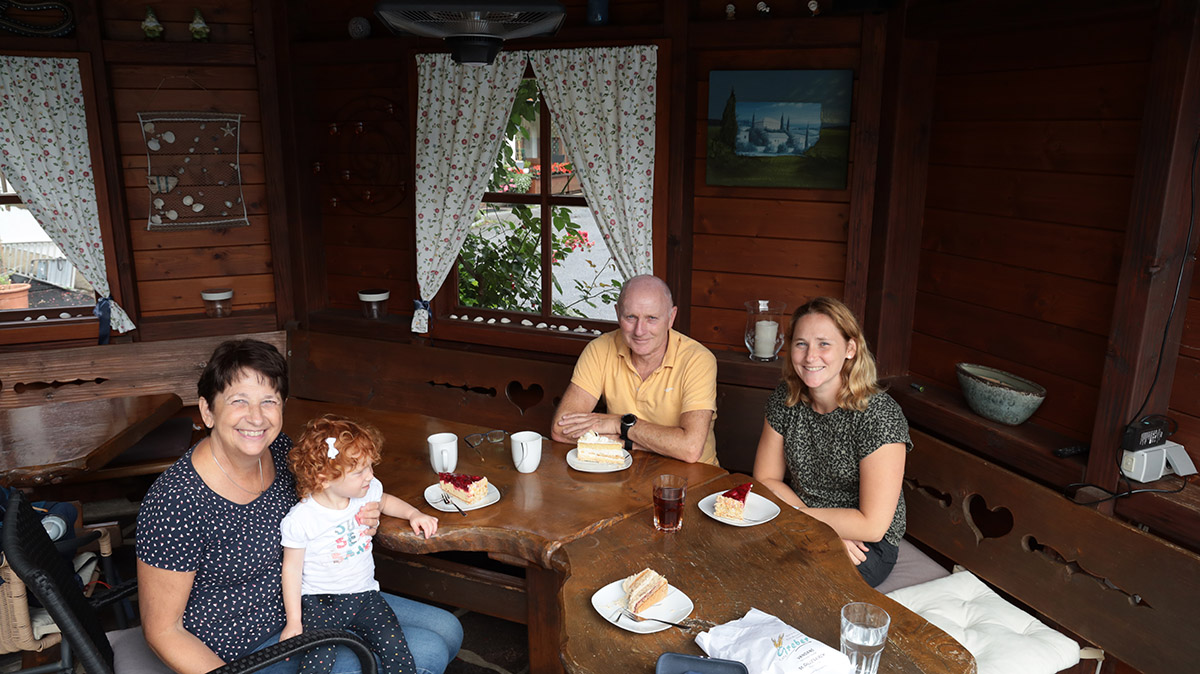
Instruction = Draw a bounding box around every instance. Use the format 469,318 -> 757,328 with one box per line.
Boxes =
901,428 -> 1200,674
0,330 -> 287,483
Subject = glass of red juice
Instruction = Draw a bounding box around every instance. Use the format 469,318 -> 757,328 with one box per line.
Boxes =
653,474 -> 687,532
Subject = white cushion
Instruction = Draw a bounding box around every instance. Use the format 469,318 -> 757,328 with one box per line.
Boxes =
887,570 -> 1079,674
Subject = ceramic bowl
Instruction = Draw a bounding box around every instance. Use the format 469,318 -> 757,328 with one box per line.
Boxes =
956,363 -> 1046,425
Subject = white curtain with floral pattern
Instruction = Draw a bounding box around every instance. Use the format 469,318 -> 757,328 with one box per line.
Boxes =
532,46 -> 657,278
414,52 -> 528,306
0,55 -> 135,333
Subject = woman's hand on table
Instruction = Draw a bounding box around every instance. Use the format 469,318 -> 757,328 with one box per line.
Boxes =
356,501 -> 382,536
842,539 -> 869,565
410,512 -> 439,539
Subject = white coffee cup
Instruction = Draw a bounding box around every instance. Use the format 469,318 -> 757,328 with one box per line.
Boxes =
511,431 -> 543,473
428,432 -> 458,472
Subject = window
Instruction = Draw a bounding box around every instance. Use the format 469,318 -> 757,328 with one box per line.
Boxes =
453,76 -> 622,325
0,167 -> 96,316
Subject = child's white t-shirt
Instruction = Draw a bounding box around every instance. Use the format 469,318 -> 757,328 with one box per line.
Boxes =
280,478 -> 383,596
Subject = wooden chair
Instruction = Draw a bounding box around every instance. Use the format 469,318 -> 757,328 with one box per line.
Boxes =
1,489 -> 377,674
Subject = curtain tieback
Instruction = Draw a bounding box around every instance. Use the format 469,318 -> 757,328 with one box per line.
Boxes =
92,296 -> 112,345
411,299 -> 431,334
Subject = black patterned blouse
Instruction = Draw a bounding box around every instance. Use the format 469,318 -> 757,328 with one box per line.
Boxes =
136,434 -> 297,661
765,383 -> 912,545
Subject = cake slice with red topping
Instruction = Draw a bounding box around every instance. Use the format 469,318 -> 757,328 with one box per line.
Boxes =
438,472 -> 490,504
714,482 -> 752,520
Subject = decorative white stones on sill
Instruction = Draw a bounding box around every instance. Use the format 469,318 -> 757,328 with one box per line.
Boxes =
574,326 -> 589,333
593,329 -> 602,335
487,318 -> 496,324
59,312 -> 71,319
536,322 -> 547,329
473,316 -> 484,322
558,325 -> 569,332
500,317 -> 511,324
450,314 -> 458,320
521,319 -> 534,326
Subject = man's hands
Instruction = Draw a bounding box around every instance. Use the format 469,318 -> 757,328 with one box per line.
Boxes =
555,411 -> 622,441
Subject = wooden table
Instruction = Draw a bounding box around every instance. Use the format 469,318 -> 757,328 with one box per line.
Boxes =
0,393 -> 183,487
282,399 -> 973,674
560,472 -> 975,674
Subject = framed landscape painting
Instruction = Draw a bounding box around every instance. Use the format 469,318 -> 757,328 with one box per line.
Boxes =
706,69 -> 854,189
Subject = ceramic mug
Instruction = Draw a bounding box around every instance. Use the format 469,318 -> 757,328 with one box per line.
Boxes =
510,431 -> 543,473
428,432 -> 458,472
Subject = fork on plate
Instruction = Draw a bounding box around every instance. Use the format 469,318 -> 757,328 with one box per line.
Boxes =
440,492 -> 467,516
615,607 -> 689,629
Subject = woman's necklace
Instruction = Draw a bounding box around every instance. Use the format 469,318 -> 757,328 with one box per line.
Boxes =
210,444 -> 265,496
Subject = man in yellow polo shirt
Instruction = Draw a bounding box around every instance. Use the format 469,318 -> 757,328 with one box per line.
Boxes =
550,275 -> 719,466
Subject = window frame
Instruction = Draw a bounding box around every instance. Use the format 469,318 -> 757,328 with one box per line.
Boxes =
0,50 -> 122,346
428,44 -> 670,355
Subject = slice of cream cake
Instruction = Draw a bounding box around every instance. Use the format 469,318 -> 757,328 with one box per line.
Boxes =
576,430 -> 625,464
622,568 -> 668,613
714,482 -> 752,520
438,472 -> 489,504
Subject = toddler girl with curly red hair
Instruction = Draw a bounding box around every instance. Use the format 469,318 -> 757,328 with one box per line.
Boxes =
281,414 -> 438,674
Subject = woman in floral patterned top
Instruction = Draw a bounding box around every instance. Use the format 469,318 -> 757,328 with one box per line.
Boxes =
752,297 -> 912,587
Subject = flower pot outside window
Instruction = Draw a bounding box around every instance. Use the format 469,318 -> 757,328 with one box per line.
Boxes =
0,282 -> 31,310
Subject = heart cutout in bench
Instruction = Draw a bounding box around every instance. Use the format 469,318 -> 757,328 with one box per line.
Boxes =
506,381 -> 544,415
964,493 -> 1014,541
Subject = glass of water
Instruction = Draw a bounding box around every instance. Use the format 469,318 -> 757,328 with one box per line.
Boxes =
840,602 -> 890,674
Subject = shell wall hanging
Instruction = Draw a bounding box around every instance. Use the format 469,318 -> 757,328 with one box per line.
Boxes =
137,111 -> 250,231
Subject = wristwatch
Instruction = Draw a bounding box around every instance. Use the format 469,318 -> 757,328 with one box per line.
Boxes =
620,413 -> 637,452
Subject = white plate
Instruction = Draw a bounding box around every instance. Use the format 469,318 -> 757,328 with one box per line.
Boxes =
423,482 -> 501,512
590,577 -> 693,634
698,489 -> 781,527
566,448 -> 632,473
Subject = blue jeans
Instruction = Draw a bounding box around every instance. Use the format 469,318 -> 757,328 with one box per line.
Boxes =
253,593 -> 462,674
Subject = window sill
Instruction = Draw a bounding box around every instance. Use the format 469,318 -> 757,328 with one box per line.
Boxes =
135,309 -> 277,341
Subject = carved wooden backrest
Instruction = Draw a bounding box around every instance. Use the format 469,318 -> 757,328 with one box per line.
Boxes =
0,331 -> 287,409
287,330 -> 575,433
904,429 -> 1200,673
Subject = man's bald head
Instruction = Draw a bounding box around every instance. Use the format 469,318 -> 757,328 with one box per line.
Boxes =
616,275 -> 673,316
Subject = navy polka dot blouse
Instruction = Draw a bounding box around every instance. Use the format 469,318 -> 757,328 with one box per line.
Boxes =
136,433 -> 297,662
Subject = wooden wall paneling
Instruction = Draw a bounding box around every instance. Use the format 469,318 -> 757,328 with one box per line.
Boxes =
690,273 -> 844,319
694,47 -> 861,73
905,0 -> 1158,41
841,13 -> 886,319
924,165 -> 1134,231
112,90 -> 262,119
132,244 -> 273,280
921,210 -> 1123,284
913,293 -> 1108,386
1084,0 -> 1200,495
864,1 -> 937,378
107,64 -> 260,90
693,236 -> 846,279
931,13 -> 1155,76
928,120 -> 1140,176
128,215 -> 271,250
693,197 -> 848,240
689,14 -> 863,48
252,0 -> 297,326
322,215 -> 412,250
933,62 -> 1148,122
908,331 -> 1098,438
917,250 -> 1116,337
137,273 -> 275,313
100,0 -> 255,43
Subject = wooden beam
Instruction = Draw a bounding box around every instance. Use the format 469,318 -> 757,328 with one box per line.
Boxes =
251,0 -> 295,328
842,13 -> 887,322
665,0 -> 691,330
1085,0 -> 1200,497
74,0 -> 139,337
864,2 -> 937,376
906,0 -> 1158,39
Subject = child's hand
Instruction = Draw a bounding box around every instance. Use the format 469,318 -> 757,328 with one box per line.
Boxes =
410,512 -> 439,539
356,501 -> 382,535
281,621 -> 303,641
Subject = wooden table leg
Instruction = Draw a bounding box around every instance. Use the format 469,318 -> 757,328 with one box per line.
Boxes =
526,565 -> 565,674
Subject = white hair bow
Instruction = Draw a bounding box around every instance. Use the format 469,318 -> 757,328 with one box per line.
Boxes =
325,437 -> 339,459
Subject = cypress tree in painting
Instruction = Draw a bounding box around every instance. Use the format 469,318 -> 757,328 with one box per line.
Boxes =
718,86 -> 738,150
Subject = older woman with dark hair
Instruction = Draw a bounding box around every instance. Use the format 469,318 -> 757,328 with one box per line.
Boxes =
136,339 -> 462,674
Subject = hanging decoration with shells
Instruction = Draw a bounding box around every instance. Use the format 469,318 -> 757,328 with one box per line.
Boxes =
136,111 -> 250,231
